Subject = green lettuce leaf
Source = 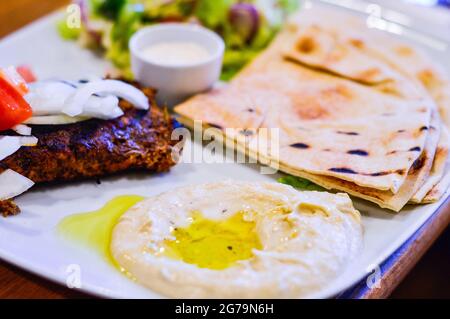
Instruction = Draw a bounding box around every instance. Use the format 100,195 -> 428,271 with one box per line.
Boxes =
278,0 -> 301,15
142,0 -> 198,21
278,176 -> 326,192
57,19 -> 82,40
195,0 -> 235,28
93,0 -> 128,20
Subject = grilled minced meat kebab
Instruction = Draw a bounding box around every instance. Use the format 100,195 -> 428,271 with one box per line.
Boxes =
0,85 -> 179,217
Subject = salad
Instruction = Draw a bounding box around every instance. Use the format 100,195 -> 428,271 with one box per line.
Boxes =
59,0 -> 300,80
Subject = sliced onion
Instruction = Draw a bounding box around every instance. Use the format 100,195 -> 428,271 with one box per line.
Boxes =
19,136 -> 38,146
24,115 -> 91,125
26,79 -> 143,122
26,80 -> 124,120
25,81 -> 76,116
0,170 -> 34,201
0,136 -> 38,161
12,124 -> 32,136
82,95 -> 124,119
0,137 -> 21,161
62,80 -> 149,117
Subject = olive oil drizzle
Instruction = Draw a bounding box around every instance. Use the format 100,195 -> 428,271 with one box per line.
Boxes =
164,212 -> 262,270
58,195 -> 145,269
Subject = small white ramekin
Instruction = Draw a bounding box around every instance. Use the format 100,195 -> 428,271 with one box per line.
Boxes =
129,23 -> 225,107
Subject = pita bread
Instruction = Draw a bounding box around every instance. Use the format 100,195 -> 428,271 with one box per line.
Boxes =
410,127 -> 449,203
282,25 -> 424,100
177,30 -> 433,193
175,7 -> 448,211
178,111 -> 439,212
423,167 -> 450,203
421,130 -> 450,204
286,6 -> 450,126
358,32 -> 450,127
276,111 -> 440,212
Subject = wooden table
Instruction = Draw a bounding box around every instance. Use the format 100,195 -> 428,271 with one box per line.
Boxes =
0,0 -> 449,299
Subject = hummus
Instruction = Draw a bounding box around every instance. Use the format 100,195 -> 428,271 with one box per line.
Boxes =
111,181 -> 363,298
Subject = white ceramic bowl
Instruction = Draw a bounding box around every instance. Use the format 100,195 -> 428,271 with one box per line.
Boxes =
129,23 -> 225,106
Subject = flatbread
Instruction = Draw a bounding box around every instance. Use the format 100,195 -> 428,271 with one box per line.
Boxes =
278,112 -> 440,212
359,31 -> 450,127
423,167 -> 450,203
176,29 -> 433,194
179,111 -> 439,212
286,5 -> 450,126
410,127 -> 449,203
422,129 -> 450,204
175,6 -> 449,211
282,24 -> 424,100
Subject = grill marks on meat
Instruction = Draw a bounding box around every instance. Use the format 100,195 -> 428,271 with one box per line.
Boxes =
0,86 -> 179,216
1,107 -> 176,183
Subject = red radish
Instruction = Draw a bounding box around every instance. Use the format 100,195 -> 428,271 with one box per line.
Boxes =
229,3 -> 260,44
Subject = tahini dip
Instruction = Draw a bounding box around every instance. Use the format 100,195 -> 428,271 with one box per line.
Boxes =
141,42 -> 211,66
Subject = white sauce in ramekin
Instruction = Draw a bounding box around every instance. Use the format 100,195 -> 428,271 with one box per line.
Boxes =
142,42 -> 211,66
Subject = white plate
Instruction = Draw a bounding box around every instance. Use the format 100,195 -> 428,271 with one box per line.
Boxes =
0,4 -> 449,299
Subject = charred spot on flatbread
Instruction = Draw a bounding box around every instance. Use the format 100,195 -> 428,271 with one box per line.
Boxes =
291,85 -> 353,120
290,143 -> 310,149
356,68 -> 381,83
417,69 -> 439,89
347,150 -> 369,156
337,131 -> 359,136
370,172 -> 389,177
329,168 -> 357,174
395,46 -> 414,57
349,38 -> 365,49
328,167 -> 406,177
370,169 -> 406,177
296,36 -> 317,54
411,154 -> 427,173
409,147 -> 422,152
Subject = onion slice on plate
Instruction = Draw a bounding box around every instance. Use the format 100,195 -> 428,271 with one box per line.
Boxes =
25,80 -> 125,120
0,136 -> 38,161
63,80 -> 149,117
0,169 -> 34,201
12,124 -> 32,136
24,115 -> 91,125
25,81 -> 77,116
82,95 -> 124,120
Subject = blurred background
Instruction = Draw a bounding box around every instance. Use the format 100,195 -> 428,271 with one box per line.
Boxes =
1,0 -> 449,38
0,0 -> 448,299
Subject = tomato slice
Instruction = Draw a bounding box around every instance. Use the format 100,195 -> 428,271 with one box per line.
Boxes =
16,65 -> 37,83
0,76 -> 33,131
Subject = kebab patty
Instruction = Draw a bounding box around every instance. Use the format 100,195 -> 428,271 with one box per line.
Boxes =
0,86 -> 179,216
